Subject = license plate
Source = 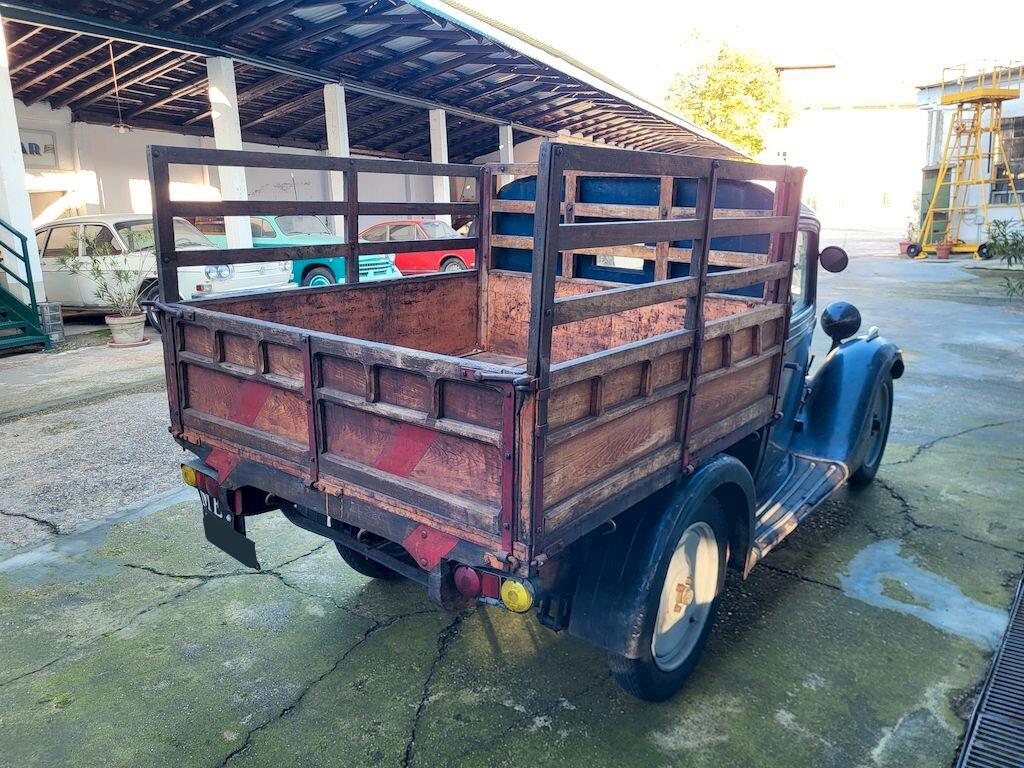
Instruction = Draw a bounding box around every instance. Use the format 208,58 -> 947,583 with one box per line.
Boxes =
199,488 -> 261,571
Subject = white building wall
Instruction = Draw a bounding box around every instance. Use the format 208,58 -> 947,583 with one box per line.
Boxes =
15,98 -> 442,233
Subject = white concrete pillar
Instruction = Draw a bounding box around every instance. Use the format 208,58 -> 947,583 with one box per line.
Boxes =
429,108 -> 451,225
0,12 -> 45,303
497,123 -> 515,191
324,83 -> 350,236
206,56 -> 252,250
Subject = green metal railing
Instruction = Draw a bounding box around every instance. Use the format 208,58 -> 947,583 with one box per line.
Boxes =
0,217 -> 39,306
0,216 -> 49,349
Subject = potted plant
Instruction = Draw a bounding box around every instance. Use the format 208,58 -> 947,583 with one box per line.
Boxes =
935,238 -> 953,260
58,229 -> 152,347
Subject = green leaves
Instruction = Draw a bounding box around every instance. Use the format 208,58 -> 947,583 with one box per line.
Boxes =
55,230 -> 156,317
665,45 -> 791,157
988,219 -> 1024,297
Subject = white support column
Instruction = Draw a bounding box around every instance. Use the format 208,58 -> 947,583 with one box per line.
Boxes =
429,108 -> 451,225
497,123 -> 515,191
206,56 -> 252,250
0,12 -> 44,303
324,83 -> 350,236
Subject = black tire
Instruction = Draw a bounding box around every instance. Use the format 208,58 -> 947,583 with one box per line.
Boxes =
440,256 -> 468,272
608,496 -> 728,702
977,242 -> 991,260
850,376 -> 894,486
301,266 -> 337,287
143,283 -> 161,331
334,541 -> 402,581
906,243 -> 922,258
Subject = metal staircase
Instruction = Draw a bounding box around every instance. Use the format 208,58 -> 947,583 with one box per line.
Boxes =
0,217 -> 49,352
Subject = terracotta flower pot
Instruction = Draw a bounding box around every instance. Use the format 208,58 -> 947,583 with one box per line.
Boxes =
898,241 -> 913,255
105,313 -> 150,348
935,243 -> 953,260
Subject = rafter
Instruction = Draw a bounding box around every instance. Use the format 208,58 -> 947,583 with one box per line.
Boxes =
15,38 -> 109,93
10,31 -> 81,76
63,51 -> 191,111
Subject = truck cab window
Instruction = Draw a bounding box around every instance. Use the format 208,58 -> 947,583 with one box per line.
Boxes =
792,230 -> 814,312
83,225 -> 122,257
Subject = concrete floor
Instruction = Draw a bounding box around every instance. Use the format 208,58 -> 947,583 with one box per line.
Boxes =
1,234 -> 1022,767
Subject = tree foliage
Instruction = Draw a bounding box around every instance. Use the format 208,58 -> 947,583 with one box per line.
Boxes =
666,45 -> 791,157
988,219 -> 1024,297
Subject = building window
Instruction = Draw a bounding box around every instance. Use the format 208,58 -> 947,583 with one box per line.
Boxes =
993,116 -> 1024,205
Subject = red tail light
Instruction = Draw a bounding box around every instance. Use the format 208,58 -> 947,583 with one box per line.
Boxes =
453,566 -> 481,598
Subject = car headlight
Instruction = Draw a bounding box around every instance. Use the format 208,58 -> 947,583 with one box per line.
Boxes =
205,264 -> 234,280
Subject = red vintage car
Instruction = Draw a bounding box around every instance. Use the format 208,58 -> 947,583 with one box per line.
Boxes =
359,219 -> 475,274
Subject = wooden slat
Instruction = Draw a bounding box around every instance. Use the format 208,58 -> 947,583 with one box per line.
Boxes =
169,199 -> 348,218
687,394 -> 775,450
558,218 -> 704,251
490,234 -> 765,268
173,245 -> 342,266
552,276 -> 698,326
150,144 -> 479,176
355,237 -> 477,256
317,385 -> 501,446
709,215 -> 795,238
557,143 -> 715,178
358,201 -> 479,216
550,327 -> 694,388
491,198 -> 773,221
703,303 -> 785,340
704,261 -> 789,293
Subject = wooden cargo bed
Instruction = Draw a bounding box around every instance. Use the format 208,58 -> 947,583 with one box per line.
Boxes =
150,141 -> 803,574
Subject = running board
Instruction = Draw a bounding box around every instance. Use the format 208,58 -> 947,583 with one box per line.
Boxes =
746,453 -> 848,572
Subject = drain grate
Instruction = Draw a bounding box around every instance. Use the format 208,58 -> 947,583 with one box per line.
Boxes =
958,575 -> 1024,767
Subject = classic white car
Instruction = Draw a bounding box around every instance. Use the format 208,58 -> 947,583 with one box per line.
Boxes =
34,215 -> 293,326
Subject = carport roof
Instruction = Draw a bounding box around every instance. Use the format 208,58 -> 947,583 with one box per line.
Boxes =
1,0 -> 746,162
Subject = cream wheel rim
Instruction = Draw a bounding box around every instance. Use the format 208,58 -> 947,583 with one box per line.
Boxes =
651,521 -> 719,672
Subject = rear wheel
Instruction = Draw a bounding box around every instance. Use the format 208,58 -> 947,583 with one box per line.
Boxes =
440,256 -> 468,272
850,377 -> 893,486
906,243 -> 922,258
608,496 -> 727,701
302,266 -> 336,287
335,542 -> 402,581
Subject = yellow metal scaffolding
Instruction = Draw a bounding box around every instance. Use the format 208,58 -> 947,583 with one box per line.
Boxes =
914,65 -> 1024,259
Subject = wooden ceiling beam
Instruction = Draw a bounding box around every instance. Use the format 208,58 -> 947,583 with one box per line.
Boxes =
64,51 -> 192,111
10,31 -> 81,76
26,42 -> 143,106
15,38 -> 109,93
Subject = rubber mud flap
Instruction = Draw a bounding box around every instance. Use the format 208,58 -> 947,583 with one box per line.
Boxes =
203,512 -> 261,571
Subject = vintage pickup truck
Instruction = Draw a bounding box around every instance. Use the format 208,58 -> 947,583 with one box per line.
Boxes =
147,141 -> 902,701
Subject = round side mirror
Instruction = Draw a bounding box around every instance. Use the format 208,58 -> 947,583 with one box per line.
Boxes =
820,301 -> 861,348
819,245 -> 849,273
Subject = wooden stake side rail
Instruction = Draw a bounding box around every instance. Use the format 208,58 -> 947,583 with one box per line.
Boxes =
147,139 -> 804,573
147,144 -> 484,302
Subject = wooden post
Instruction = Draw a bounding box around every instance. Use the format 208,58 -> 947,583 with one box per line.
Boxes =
654,175 -> 673,281
344,158 -> 360,284
560,172 -> 577,278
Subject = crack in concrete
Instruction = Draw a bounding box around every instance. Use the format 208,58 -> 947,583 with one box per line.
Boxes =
0,543 -> 332,689
0,509 -> 61,536
0,578 -> 204,689
402,613 -> 463,768
220,610 -> 437,767
877,477 -> 1024,558
759,563 -> 843,592
885,418 -> 1024,467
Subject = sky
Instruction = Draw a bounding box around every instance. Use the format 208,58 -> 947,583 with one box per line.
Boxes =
460,0 -> 1024,109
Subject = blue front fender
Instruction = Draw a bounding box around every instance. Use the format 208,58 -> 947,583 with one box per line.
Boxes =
792,333 -> 904,470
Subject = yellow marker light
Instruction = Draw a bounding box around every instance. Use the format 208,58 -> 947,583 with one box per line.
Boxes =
500,579 -> 535,613
181,464 -> 198,488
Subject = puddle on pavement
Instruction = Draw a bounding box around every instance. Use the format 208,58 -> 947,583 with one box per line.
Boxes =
0,487 -> 193,587
839,539 -> 1008,649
